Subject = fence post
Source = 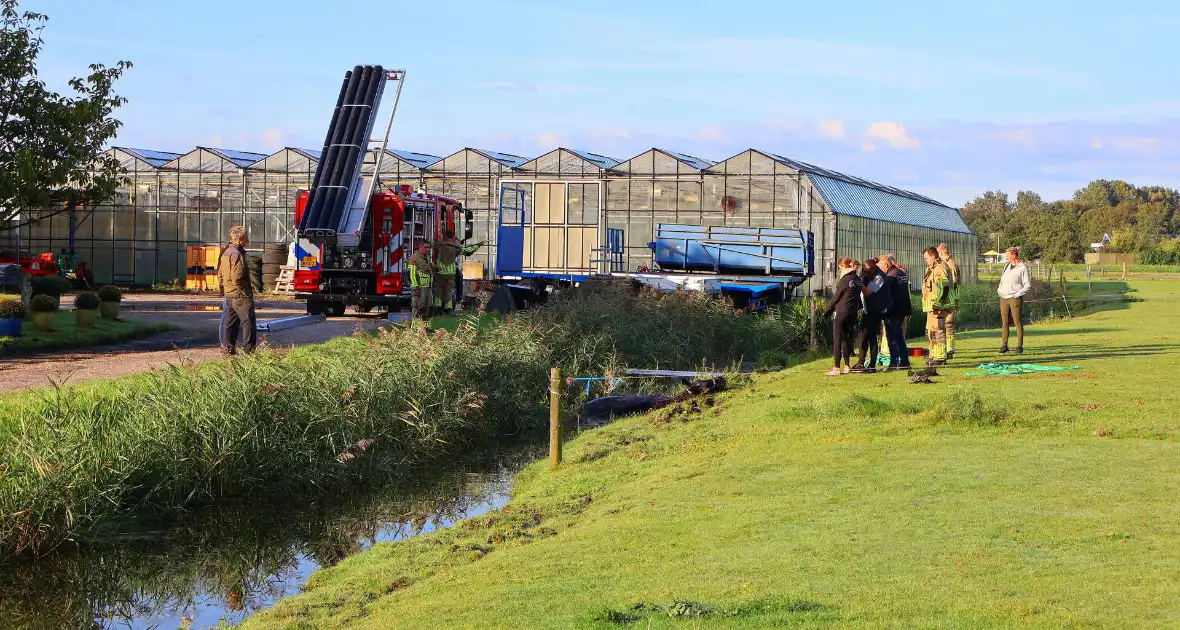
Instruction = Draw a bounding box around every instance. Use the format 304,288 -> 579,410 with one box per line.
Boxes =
1122,262 -> 1128,280
549,367 -> 562,470
809,296 -> 817,352
1086,265 -> 1092,293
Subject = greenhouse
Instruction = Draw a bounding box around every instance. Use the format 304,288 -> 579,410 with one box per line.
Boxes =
1,145 -> 977,292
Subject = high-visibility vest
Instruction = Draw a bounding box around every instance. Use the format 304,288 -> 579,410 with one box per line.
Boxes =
407,253 -> 433,288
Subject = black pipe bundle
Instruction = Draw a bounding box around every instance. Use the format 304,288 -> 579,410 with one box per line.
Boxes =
298,65 -> 385,238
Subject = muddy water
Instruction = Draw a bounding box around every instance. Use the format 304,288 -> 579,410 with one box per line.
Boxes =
0,447 -> 539,629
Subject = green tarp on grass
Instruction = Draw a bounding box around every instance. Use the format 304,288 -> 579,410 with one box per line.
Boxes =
964,363 -> 1081,377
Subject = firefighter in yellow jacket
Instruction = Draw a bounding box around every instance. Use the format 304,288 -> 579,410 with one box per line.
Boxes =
937,242 -> 962,359
922,247 -> 954,366
433,229 -> 484,315
407,240 -> 434,320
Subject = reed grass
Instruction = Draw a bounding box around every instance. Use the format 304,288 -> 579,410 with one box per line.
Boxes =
0,282 -> 810,557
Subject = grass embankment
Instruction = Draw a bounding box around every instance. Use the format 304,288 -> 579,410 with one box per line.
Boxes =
0,284 -> 809,557
244,280 -> 1180,629
0,312 -> 172,354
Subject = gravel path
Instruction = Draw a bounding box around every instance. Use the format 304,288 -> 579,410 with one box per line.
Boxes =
0,294 -> 388,394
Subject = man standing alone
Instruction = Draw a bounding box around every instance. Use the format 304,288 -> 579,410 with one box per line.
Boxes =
997,246 -> 1031,354
937,243 -> 961,359
877,254 -> 911,369
216,225 -> 257,356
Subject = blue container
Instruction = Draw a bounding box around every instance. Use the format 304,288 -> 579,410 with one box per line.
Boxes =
0,317 -> 22,337
648,224 -> 814,276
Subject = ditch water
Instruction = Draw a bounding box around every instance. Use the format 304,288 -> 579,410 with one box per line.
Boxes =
0,446 -> 540,629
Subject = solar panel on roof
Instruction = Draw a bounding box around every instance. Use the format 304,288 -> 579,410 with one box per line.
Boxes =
568,149 -> 620,169
205,147 -> 267,167
387,149 -> 442,168
662,150 -> 715,170
119,147 -> 183,167
474,149 -> 527,168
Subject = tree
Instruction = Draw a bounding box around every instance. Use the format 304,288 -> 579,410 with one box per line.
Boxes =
0,0 -> 130,232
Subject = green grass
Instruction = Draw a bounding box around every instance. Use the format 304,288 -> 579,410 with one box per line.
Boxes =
242,279 -> 1180,629
0,312 -> 172,354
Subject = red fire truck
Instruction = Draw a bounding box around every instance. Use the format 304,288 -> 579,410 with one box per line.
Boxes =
292,184 -> 471,316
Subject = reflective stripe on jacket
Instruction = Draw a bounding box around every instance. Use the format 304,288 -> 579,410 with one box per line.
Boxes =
407,252 -> 434,288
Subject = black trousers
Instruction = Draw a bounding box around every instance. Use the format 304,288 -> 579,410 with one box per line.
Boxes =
858,313 -> 886,368
220,296 -> 257,354
832,311 -> 857,367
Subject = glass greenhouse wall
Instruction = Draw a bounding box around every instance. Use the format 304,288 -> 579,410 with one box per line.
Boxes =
2,145 -> 977,292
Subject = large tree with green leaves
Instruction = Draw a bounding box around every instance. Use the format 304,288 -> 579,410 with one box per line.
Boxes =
0,0 -> 130,232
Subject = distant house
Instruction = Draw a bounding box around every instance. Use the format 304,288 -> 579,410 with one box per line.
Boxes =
1090,233 -> 1112,251
980,249 -> 1004,264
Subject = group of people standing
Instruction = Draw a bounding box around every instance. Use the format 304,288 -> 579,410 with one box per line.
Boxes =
823,244 -> 963,376
406,230 -> 484,320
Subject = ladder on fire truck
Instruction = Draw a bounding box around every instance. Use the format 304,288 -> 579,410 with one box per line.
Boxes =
298,67 -> 406,248
338,69 -> 406,248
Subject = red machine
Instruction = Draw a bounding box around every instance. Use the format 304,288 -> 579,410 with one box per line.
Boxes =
0,251 -> 59,278
292,184 -> 472,316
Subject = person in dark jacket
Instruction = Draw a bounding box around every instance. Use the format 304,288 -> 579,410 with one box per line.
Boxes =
216,225 -> 257,355
823,257 -> 863,376
878,254 -> 911,369
854,258 -> 893,373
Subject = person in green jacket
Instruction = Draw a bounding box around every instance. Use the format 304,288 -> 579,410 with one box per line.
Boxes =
938,243 -> 962,359
921,247 -> 954,366
432,230 -> 484,315
407,240 -> 434,321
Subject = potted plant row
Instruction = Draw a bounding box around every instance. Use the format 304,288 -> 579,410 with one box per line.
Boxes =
0,298 -> 25,337
30,294 -> 59,332
97,285 -> 123,320
74,291 -> 100,329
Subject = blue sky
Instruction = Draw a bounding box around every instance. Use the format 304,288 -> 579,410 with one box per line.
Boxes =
24,0 -> 1180,205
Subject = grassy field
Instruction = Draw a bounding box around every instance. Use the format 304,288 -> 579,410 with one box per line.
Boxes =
243,278 -> 1180,629
0,312 -> 172,354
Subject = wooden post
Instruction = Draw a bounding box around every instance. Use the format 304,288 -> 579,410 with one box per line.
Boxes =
1122,261 -> 1128,280
808,296 -> 817,352
1086,264 -> 1092,293
548,367 -> 562,469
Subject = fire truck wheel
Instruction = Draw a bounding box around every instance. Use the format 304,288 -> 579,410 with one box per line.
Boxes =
324,301 -> 346,317
306,299 -> 324,316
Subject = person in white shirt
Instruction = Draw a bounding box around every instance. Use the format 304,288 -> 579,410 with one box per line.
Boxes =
997,246 -> 1031,354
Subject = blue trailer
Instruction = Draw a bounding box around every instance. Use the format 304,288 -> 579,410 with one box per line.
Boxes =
492,184 -> 814,310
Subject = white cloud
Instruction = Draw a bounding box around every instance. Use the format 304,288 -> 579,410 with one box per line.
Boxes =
532,132 -> 563,148
819,119 -> 846,139
865,121 -> 921,150
986,128 -> 1036,150
695,127 -> 727,142
263,129 -> 285,145
590,129 -> 631,139
1112,136 -> 1160,151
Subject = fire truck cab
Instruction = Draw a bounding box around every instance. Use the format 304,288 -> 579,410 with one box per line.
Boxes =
293,184 -> 472,316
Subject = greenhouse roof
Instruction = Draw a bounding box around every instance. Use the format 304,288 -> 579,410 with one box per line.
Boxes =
663,150 -> 715,170
117,147 -> 183,168
472,148 -> 528,168
202,147 -> 268,167
806,173 -> 972,234
386,149 -> 442,169
568,149 -> 620,169
292,148 -> 322,161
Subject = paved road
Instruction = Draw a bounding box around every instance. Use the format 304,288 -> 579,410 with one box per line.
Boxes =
0,294 -> 389,394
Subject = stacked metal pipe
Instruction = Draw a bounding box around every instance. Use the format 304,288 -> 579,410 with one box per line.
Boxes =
297,65 -> 385,238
